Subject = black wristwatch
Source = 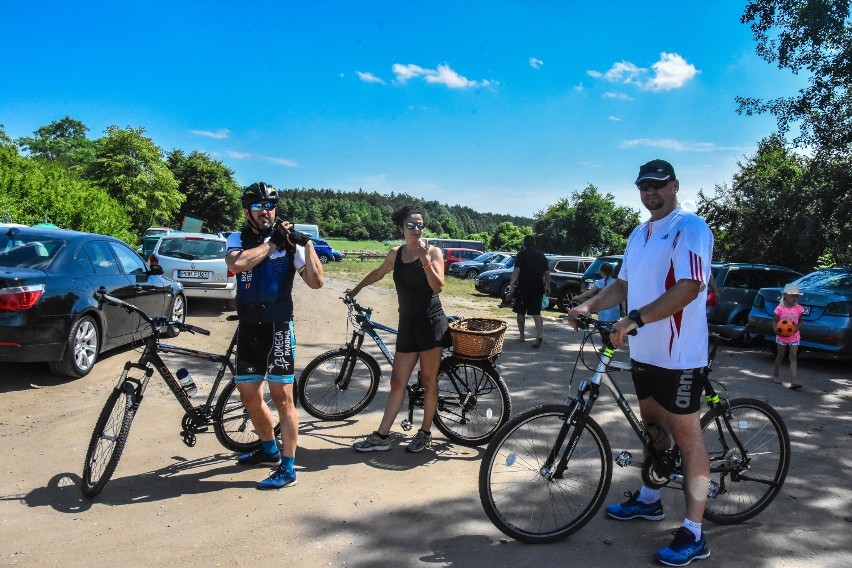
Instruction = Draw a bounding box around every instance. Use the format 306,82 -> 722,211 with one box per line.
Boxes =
628,309 -> 645,328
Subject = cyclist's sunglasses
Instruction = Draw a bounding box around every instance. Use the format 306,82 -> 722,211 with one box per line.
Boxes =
248,201 -> 276,211
636,179 -> 671,191
404,221 -> 425,230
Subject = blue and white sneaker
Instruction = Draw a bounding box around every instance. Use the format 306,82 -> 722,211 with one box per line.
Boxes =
656,527 -> 710,566
237,448 -> 281,467
256,467 -> 297,490
605,490 -> 665,521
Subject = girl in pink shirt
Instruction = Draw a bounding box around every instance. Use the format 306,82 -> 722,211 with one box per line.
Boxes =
772,283 -> 805,389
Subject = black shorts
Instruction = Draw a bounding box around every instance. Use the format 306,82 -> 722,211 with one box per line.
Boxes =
236,321 -> 296,383
630,360 -> 702,415
396,312 -> 449,353
513,287 -> 543,316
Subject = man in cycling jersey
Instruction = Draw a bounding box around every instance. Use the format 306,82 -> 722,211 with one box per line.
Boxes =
225,182 -> 324,490
569,159 -> 714,566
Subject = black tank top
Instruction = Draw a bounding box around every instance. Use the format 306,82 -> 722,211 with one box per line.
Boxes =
393,244 -> 443,320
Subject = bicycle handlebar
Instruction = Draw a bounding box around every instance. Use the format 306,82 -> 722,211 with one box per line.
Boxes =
95,289 -> 210,336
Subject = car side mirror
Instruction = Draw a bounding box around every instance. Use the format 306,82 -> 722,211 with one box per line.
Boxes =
148,264 -> 164,276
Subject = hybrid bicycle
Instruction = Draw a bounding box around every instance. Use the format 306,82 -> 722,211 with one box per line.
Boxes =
82,291 -> 278,497
298,296 -> 511,446
479,317 -> 790,543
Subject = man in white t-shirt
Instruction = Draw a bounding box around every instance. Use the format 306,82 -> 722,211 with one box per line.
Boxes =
569,159 -> 714,566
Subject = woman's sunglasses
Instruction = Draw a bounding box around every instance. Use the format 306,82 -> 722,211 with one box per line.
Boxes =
248,201 -> 276,211
404,221 -> 425,230
637,179 -> 671,191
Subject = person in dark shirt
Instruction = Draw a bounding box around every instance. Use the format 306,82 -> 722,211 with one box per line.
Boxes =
508,235 -> 550,348
346,205 -> 448,453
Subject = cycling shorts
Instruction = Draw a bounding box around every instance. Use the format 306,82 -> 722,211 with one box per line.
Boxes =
235,321 -> 296,384
630,360 -> 702,415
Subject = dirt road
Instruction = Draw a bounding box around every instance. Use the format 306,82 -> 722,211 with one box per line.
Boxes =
1,276 -> 850,567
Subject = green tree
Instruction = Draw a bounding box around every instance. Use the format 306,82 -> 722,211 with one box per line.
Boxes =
490,222 -> 531,251
17,116 -> 96,171
85,126 -> 183,235
737,0 -> 852,158
166,150 -> 243,233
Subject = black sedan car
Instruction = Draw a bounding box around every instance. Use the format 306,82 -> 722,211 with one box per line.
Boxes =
0,226 -> 185,377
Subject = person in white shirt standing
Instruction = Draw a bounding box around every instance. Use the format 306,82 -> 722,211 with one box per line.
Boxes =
569,159 -> 714,566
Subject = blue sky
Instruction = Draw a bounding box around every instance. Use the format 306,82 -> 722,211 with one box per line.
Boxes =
2,1 -> 802,218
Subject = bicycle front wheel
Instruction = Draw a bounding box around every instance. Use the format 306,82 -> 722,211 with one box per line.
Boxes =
213,380 -> 281,453
433,360 -> 511,446
701,397 -> 791,524
82,381 -> 138,498
479,404 -> 612,543
298,348 -> 381,420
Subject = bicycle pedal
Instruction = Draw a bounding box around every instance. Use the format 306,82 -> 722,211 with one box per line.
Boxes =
400,419 -> 413,431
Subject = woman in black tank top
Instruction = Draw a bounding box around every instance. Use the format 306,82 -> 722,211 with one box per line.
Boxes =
346,205 -> 448,453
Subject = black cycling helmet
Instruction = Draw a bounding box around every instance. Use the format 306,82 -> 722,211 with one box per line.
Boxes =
241,182 -> 279,209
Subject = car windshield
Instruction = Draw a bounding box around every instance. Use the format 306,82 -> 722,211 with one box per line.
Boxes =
158,238 -> 225,260
584,257 -> 619,279
0,233 -> 64,268
796,270 -> 852,292
473,252 -> 495,262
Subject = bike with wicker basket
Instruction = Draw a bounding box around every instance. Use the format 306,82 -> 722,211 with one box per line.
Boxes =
298,296 -> 512,446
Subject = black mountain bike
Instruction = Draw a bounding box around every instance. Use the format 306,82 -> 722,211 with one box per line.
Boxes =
479,317 -> 791,543
298,296 -> 511,446
82,291 -> 278,497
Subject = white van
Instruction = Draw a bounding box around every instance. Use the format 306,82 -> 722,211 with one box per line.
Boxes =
294,224 -> 319,239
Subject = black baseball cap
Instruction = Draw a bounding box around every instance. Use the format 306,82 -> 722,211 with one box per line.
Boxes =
635,159 -> 676,185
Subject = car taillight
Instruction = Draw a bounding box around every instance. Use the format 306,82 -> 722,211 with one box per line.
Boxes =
0,284 -> 45,311
148,254 -> 159,266
227,269 -> 235,278
753,294 -> 765,308
825,302 -> 852,317
706,290 -> 716,307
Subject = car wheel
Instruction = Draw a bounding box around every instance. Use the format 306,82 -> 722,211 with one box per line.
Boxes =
318,253 -> 330,264
466,268 -> 480,279
164,293 -> 186,338
557,289 -> 579,312
48,315 -> 100,378
500,282 -> 512,301
733,314 -> 756,346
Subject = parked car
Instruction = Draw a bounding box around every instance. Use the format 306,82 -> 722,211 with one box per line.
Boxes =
748,267 -> 852,357
311,237 -> 343,263
448,251 -> 513,279
474,256 -> 519,298
443,247 -> 483,274
0,226 -> 185,377
148,232 -> 236,308
708,263 -> 801,341
547,255 -> 596,311
141,226 -> 177,258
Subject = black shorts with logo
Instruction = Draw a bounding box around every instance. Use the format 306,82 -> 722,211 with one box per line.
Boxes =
630,360 -> 702,415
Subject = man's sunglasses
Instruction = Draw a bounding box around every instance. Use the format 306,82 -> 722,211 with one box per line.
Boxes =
404,221 -> 425,230
248,201 -> 276,211
637,179 -> 670,191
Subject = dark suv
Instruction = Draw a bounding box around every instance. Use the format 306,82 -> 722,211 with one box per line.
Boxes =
708,263 -> 801,341
548,255 -> 597,311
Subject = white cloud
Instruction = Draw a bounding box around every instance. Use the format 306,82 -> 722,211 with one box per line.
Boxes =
589,52 -> 698,91
357,71 -> 385,84
225,150 -> 300,167
618,138 -> 751,152
604,92 -> 633,100
608,116 -> 622,122
391,62 -> 494,89
529,57 -> 543,69
189,128 -> 230,139
574,83 -> 585,92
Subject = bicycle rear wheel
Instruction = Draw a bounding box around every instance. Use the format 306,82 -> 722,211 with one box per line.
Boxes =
213,380 -> 281,453
701,397 -> 790,524
298,348 -> 381,420
479,404 -> 612,543
433,360 -> 511,446
82,381 -> 138,498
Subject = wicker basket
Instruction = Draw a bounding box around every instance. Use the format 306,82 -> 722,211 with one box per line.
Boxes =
449,318 -> 507,359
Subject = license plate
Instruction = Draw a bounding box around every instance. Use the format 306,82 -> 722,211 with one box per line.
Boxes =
177,270 -> 211,279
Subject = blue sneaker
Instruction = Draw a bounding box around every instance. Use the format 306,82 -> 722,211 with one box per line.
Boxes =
656,527 -> 710,566
256,467 -> 297,490
237,448 -> 281,467
606,490 -> 665,521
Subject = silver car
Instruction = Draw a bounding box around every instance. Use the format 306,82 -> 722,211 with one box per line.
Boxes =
149,233 -> 236,308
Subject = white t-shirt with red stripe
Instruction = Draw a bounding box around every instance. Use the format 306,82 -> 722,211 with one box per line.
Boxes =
619,206 -> 714,369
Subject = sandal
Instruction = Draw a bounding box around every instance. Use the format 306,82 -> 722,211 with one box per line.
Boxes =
532,338 -> 543,349
789,383 -> 803,391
